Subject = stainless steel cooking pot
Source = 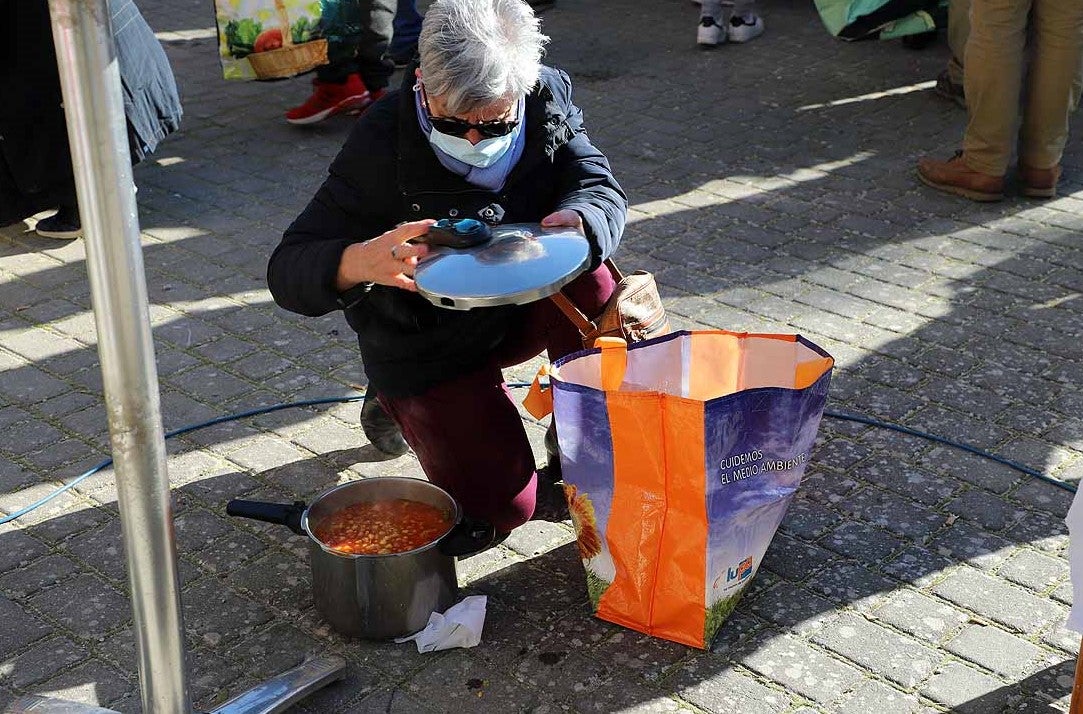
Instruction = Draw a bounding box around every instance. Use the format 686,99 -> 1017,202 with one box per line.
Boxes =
226,478 -> 494,639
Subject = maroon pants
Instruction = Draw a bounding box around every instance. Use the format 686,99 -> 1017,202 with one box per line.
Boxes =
378,264 -> 616,533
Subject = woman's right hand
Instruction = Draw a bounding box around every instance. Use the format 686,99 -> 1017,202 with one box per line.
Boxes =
336,220 -> 435,293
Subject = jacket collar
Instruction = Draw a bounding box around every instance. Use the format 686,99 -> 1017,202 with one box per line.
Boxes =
397,65 -> 576,193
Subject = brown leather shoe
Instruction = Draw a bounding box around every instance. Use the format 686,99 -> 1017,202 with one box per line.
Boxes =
917,153 -> 1005,202
1018,164 -> 1061,199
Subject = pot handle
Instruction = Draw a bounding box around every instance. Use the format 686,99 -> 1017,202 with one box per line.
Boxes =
438,516 -> 496,558
226,499 -> 306,535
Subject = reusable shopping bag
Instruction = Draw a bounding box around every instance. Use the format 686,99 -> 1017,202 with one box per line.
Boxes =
525,331 -> 834,649
213,0 -> 363,80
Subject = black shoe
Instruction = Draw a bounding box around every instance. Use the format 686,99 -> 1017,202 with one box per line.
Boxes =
531,475 -> 568,522
360,391 -> 409,456
543,422 -> 561,482
36,205 -> 82,239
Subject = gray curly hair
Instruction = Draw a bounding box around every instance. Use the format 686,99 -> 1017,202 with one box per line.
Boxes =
418,0 -> 550,115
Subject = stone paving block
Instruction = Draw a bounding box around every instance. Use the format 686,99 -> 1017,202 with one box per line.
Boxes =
760,533 -> 837,583
180,578 -> 275,650
588,627 -> 691,685
872,588 -> 970,645
63,519 -> 129,582
777,498 -> 842,541
803,560 -> 897,612
738,632 -> 863,707
1004,509 -> 1069,555
188,531 -> 269,575
1012,478 -> 1073,519
186,649 -> 247,711
998,548 -> 1068,593
943,488 -> 1026,532
224,550 -> 312,613
221,621 -> 325,683
0,366 -> 72,404
835,487 -> 946,540
0,595 -> 51,661
860,454 -> 960,506
289,417 -> 367,455
669,661 -> 790,714
28,658 -> 135,710
823,521 -> 908,565
565,679 -> 688,713
0,636 -> 88,689
340,685 -> 437,713
928,520 -> 1016,571
834,678 -> 926,714
812,612 -> 941,687
504,521 -> 575,559
167,364 -> 255,403
944,624 -> 1043,679
25,574 -> 130,641
0,420 -> 66,458
0,531 -> 49,572
0,456 -> 39,493
0,555 -> 80,598
748,582 -> 834,636
932,567 -> 1065,634
919,661 -> 1015,712
509,648 -> 612,701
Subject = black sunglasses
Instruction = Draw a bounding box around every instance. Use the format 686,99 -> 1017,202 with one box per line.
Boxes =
420,85 -> 519,138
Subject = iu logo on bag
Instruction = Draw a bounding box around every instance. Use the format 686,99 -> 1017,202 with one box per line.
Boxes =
727,556 -> 754,583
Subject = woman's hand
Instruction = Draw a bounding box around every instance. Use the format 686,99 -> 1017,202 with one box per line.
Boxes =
336,220 -> 435,293
541,209 -> 585,234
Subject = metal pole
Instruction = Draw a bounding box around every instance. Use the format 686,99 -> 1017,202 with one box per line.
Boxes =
45,0 -> 191,711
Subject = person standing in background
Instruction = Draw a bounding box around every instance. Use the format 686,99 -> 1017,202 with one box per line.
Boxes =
0,0 -> 182,238
285,0 -> 395,125
387,0 -> 422,67
934,0 -> 968,107
918,0 -> 1083,201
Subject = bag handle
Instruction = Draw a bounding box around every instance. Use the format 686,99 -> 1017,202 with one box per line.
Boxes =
547,258 -> 626,338
523,364 -> 554,419
596,336 -> 627,391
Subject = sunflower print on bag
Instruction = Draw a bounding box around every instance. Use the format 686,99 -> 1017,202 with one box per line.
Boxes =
564,485 -> 603,561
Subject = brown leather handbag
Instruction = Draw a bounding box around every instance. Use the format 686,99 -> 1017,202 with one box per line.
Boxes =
549,259 -> 671,349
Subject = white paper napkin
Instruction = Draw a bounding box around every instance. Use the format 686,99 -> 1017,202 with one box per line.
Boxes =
394,595 -> 487,653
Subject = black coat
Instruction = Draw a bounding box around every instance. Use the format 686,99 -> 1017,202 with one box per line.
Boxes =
0,0 -> 181,225
268,66 -> 627,397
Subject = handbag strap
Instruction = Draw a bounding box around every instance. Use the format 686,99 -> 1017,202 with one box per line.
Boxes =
548,257 -> 626,338
604,257 -> 625,282
548,290 -> 596,336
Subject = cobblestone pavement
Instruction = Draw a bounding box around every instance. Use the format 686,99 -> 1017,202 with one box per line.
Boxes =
3,0 -> 1083,711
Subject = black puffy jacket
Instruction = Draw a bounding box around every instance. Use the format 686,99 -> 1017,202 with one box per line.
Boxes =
268,65 -> 627,397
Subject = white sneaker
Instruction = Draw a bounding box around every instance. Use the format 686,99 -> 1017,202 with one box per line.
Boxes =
697,16 -> 727,46
727,13 -> 764,43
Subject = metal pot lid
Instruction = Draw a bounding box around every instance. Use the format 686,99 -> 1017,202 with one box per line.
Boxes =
414,223 -> 591,310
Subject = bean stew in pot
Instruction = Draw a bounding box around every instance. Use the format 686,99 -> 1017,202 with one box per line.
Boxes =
313,498 -> 453,555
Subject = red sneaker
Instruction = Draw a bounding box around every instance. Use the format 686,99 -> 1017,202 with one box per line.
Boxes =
285,73 -> 384,125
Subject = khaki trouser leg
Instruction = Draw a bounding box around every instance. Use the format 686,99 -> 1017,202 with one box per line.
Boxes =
962,0 -> 1030,175
947,0 -> 970,85
1018,0 -> 1083,169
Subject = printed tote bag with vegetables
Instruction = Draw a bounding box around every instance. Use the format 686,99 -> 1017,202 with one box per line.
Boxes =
525,331 -> 834,648
213,0 -> 365,80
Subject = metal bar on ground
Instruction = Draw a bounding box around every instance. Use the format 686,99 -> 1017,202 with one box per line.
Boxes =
44,0 -> 191,710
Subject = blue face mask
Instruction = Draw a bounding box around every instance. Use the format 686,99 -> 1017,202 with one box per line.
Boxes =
426,126 -> 517,168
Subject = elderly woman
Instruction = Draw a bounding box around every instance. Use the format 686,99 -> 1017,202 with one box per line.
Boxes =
268,0 -> 626,535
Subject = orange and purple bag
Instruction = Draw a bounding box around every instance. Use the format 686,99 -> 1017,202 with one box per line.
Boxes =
525,330 -> 834,648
